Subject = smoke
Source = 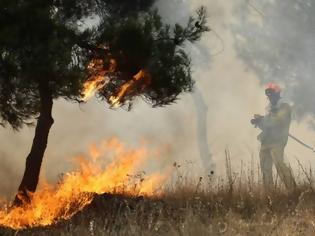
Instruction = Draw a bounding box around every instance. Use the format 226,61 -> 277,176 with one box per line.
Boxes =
156,0 -> 315,173
1,0 -> 315,199
0,152 -> 22,201
156,0 -> 266,168
232,0 -> 315,121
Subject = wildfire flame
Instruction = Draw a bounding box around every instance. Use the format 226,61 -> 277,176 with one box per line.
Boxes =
81,58 -> 117,102
0,138 -> 168,229
81,55 -> 150,107
109,70 -> 150,108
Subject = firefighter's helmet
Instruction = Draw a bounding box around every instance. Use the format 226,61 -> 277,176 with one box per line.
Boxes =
265,82 -> 281,96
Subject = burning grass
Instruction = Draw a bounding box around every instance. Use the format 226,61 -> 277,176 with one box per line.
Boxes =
1,143 -> 315,235
0,138 -> 168,230
1,178 -> 315,235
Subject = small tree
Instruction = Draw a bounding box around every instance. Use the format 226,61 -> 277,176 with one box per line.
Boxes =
0,0 -> 208,204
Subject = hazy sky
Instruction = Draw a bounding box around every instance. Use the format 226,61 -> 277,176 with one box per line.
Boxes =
1,0 -> 315,199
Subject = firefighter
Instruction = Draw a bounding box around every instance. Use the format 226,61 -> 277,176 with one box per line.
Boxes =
251,83 -> 296,191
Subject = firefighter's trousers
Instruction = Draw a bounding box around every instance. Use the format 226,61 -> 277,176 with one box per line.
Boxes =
259,145 -> 296,191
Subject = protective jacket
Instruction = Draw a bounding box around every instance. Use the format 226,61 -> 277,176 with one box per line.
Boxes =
257,102 -> 291,148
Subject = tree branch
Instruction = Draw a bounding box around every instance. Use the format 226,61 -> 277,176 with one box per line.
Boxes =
76,41 -> 110,55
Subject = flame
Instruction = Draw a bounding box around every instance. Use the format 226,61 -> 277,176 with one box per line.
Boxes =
81,58 -> 117,101
0,138 -> 168,229
81,53 -> 150,107
139,173 -> 168,195
109,70 -> 149,107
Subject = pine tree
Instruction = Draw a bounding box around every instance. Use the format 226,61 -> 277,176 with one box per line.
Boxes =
0,0 -> 209,204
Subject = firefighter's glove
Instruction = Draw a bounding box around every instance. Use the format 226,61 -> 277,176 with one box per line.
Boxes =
251,114 -> 264,127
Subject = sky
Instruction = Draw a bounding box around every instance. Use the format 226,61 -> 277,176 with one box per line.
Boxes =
1,0 -> 315,199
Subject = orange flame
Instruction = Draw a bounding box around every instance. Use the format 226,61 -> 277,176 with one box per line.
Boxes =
81,58 -> 117,101
81,52 -> 151,107
0,138 -> 168,229
109,70 -> 150,107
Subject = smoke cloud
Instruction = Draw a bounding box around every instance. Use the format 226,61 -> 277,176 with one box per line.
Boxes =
232,0 -> 315,120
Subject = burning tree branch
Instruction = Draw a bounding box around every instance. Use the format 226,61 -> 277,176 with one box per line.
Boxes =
79,7 -> 210,108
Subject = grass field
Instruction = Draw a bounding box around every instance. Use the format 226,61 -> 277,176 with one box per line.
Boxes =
1,159 -> 315,236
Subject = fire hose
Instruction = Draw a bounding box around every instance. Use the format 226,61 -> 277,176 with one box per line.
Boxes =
289,134 -> 315,153
251,117 -> 315,152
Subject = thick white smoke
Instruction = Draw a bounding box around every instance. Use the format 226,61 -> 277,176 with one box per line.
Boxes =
232,0 -> 315,120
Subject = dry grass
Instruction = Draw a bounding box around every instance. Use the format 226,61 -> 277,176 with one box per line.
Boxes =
1,158 -> 315,236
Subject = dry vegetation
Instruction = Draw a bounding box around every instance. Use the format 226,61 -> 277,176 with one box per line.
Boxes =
1,158 -> 315,236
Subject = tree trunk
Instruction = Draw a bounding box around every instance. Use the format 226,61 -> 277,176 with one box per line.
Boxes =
192,87 -> 215,174
14,82 -> 54,206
